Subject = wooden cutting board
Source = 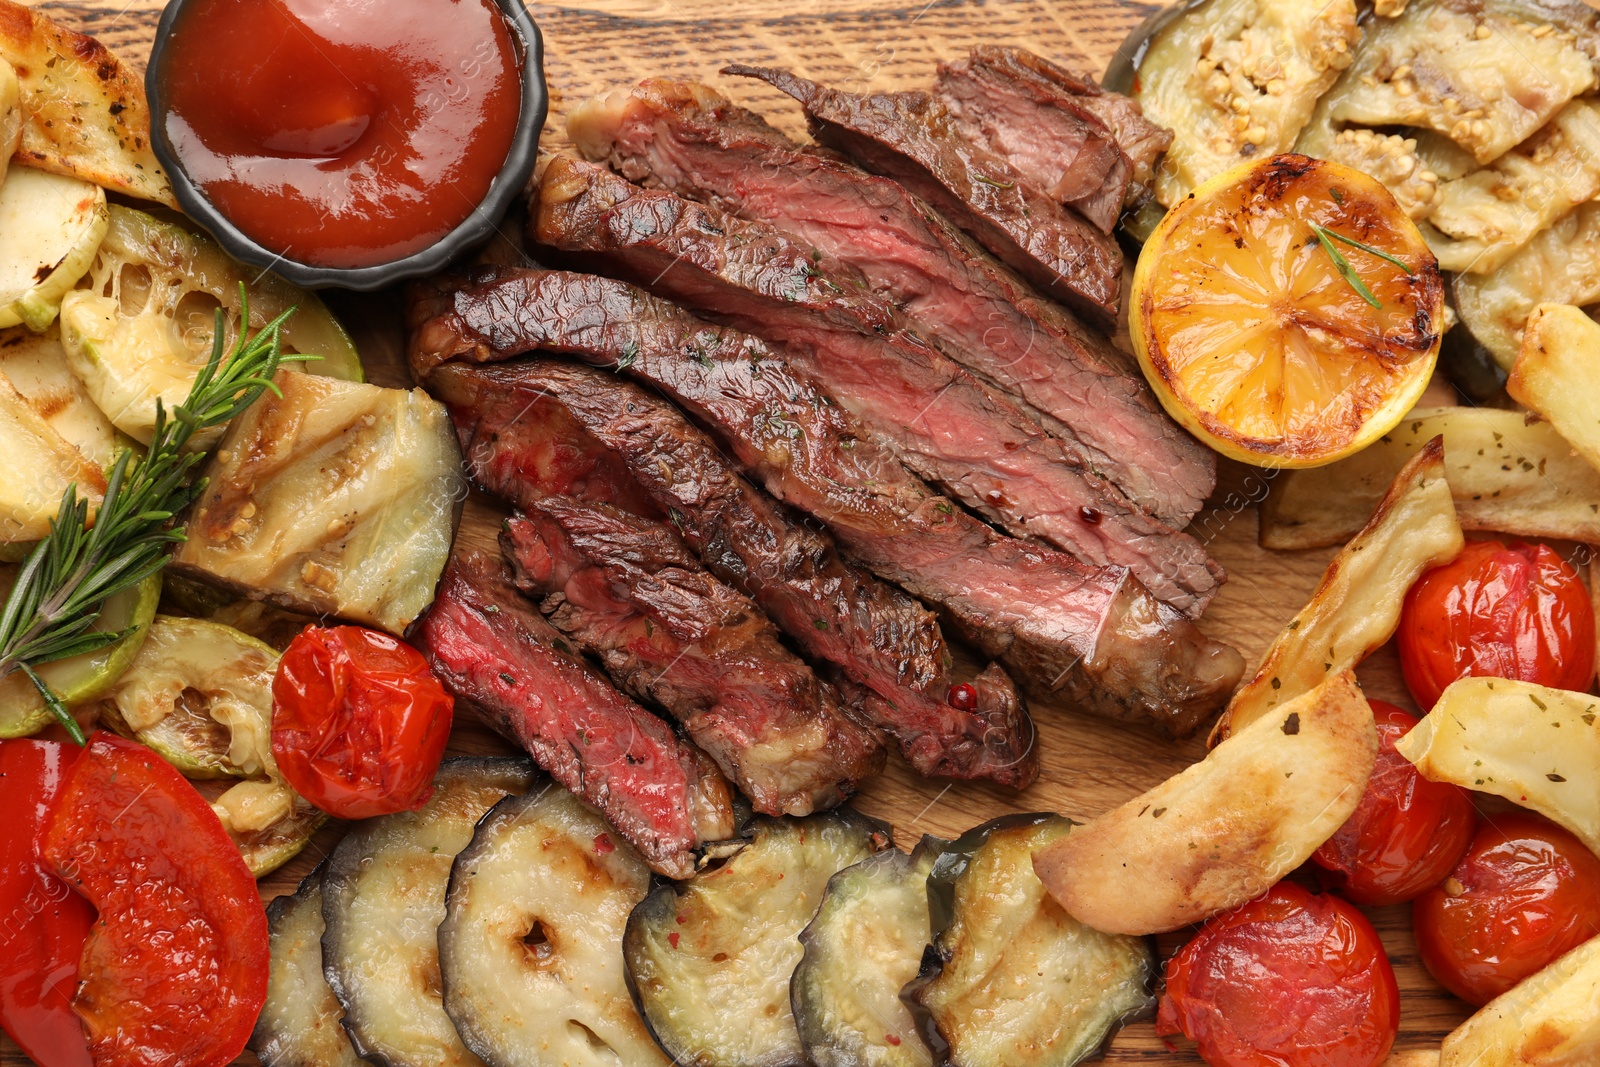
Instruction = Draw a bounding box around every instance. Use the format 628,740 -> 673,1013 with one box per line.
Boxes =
9,0 -> 1477,1063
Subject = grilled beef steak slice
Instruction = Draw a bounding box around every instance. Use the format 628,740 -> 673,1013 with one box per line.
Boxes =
532,164 -> 1219,613
938,47 -> 1172,214
499,498 -> 885,815
434,359 -> 1037,787
722,64 -> 1122,324
410,270 -> 1244,734
412,550 -> 735,878
564,80 -> 1214,526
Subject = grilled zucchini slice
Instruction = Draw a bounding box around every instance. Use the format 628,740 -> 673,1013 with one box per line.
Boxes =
904,815 -> 1155,1067
0,324 -> 121,473
439,784 -> 669,1067
793,838 -> 946,1067
624,810 -> 890,1067
58,205 -> 363,445
322,757 -> 536,1067
0,165 -> 107,331
249,867 -> 364,1067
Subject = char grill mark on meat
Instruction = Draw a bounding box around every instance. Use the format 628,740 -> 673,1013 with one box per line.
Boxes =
433,358 -> 1037,787
563,80 -> 1215,528
412,550 -> 736,878
936,47 -> 1172,217
721,63 -> 1123,325
498,498 -> 885,815
531,159 -> 1220,614
409,270 -> 1245,735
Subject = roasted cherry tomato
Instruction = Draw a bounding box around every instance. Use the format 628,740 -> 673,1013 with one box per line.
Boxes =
1413,811 -> 1600,1006
41,733 -> 268,1067
1397,539 -> 1595,711
0,740 -> 93,1067
1310,701 -> 1476,906
1157,882 -> 1400,1067
272,625 -> 453,819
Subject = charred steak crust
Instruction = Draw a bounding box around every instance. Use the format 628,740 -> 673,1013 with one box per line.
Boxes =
409,269 -> 1244,734
435,357 -> 1038,787
722,63 -> 1123,324
562,79 -> 1215,528
531,160 -> 1220,614
412,550 -> 736,879
499,498 -> 886,815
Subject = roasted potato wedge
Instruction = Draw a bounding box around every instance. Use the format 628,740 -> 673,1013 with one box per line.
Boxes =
1396,678 -> 1600,858
0,0 -> 175,206
1441,934 -> 1600,1067
1033,671 -> 1377,936
1259,407 -> 1600,549
1223,439 -> 1462,739
1509,304 -> 1600,475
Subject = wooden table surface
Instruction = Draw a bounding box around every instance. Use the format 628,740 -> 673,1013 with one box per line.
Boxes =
8,0 -> 1483,1063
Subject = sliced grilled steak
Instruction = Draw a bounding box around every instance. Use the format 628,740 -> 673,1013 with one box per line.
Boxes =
564,80 -> 1215,526
531,166 -> 1219,613
412,550 -> 736,879
937,47 -> 1173,215
722,64 -> 1122,324
500,499 -> 885,815
433,358 -> 1037,787
410,271 -> 1245,735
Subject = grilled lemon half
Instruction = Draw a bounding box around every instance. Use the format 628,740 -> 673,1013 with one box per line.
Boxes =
1131,154 -> 1443,468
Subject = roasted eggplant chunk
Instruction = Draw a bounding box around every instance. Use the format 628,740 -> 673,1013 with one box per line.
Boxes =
793,839 -> 945,1067
248,867 -> 364,1067
624,810 -> 890,1067
439,784 -> 669,1067
322,757 -> 536,1067
172,369 -> 465,635
904,815 -> 1154,1067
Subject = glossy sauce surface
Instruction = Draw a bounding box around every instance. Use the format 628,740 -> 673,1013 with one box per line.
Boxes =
157,0 -> 521,268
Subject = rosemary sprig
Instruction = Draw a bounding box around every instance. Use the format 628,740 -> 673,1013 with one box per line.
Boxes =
1311,223 -> 1416,310
0,287 -> 309,743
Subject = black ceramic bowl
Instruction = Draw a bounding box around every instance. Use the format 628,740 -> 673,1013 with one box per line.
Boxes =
145,0 -> 546,291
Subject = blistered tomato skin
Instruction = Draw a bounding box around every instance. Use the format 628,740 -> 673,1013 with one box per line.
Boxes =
1310,702 -> 1476,906
1398,539 -> 1595,710
272,626 -> 453,820
1156,882 -> 1400,1067
1413,812 -> 1600,1006
0,740 -> 93,1067
40,734 -> 269,1067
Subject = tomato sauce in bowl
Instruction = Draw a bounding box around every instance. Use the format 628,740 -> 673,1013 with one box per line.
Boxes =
152,0 -> 526,273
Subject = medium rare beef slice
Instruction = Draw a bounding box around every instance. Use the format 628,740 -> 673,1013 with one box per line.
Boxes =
722,63 -> 1123,324
499,498 -> 885,815
413,550 -> 736,878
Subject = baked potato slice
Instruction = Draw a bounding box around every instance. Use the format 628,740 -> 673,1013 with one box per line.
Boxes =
0,325 -> 120,473
439,785 -> 667,1067
0,369 -> 103,544
249,867 -> 365,1067
1222,439 -> 1462,739
1033,672 -> 1377,936
908,815 -> 1153,1067
1509,304 -> 1600,475
1397,678 -> 1600,857
1259,407 -> 1600,549
624,810 -> 888,1067
1440,934 -> 1600,1067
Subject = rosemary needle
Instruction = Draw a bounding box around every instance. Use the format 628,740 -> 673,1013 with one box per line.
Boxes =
1311,223 -> 1415,310
0,286 -> 310,743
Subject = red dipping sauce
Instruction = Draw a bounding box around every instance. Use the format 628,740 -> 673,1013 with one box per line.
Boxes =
157,0 -> 521,269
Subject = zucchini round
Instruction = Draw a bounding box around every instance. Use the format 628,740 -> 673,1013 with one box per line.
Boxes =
322,757 -> 537,1067
0,568 -> 160,738
0,165 -> 107,331
793,838 -> 947,1067
624,809 -> 890,1067
248,866 -> 364,1067
904,815 -> 1155,1067
439,784 -> 670,1067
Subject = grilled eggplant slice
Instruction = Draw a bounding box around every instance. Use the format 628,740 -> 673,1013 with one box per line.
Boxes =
249,867 -> 364,1067
625,810 -> 890,1067
439,784 -> 669,1067
793,839 -> 946,1067
322,757 -> 536,1067
905,815 -> 1154,1067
